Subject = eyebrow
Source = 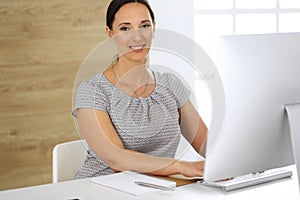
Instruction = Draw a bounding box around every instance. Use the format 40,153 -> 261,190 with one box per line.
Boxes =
118,20 -> 152,27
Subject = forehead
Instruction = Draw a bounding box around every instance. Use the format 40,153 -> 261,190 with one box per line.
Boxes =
114,2 -> 152,25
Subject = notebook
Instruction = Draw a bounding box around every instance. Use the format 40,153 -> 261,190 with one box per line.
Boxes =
90,171 -> 176,196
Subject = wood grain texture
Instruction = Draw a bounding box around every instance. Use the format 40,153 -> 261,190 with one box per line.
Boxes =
0,0 -> 110,190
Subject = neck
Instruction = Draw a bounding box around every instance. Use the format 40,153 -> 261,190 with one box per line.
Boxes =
117,57 -> 148,75
111,56 -> 152,91
110,55 -> 155,98
113,56 -> 149,82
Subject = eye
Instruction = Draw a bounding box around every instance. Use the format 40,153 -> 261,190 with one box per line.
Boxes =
140,23 -> 151,29
120,26 -> 130,31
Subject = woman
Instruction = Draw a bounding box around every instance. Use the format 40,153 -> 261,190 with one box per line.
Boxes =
73,0 -> 208,179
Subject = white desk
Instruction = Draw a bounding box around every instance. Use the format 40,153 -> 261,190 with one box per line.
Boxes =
1,165 -> 299,200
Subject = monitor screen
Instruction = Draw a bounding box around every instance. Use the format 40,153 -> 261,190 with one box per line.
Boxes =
204,32 -> 300,182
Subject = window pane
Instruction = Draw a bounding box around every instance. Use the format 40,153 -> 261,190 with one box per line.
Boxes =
279,13 -> 300,32
236,0 -> 276,9
194,0 -> 233,9
280,0 -> 300,8
236,14 -> 276,34
195,15 -> 233,53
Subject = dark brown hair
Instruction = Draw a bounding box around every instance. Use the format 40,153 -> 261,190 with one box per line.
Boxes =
106,0 -> 155,30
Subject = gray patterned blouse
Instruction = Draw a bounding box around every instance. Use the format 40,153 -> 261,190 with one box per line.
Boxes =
73,70 -> 190,179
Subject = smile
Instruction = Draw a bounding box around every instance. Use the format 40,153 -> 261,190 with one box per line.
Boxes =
129,45 -> 146,50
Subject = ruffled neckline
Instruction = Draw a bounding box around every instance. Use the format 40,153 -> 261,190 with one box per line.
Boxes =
100,70 -> 161,101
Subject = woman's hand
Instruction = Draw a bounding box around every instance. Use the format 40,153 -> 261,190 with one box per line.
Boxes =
176,160 -> 205,177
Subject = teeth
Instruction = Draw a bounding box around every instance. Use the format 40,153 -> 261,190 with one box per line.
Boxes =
130,45 -> 144,50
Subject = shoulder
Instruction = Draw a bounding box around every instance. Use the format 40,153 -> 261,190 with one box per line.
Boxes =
77,73 -> 108,93
154,71 -> 179,83
75,73 -> 112,104
154,71 -> 189,90
154,71 -> 191,108
73,73 -> 111,116
79,73 -> 105,86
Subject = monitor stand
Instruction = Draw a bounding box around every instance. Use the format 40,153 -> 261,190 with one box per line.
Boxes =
285,103 -> 300,193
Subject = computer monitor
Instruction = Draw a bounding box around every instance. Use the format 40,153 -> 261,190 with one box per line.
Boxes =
204,32 -> 300,187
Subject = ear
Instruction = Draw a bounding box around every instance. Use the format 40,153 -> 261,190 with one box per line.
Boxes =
106,26 -> 113,38
153,21 -> 156,29
152,21 -> 156,38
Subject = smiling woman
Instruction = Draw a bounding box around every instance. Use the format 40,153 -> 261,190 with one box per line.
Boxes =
72,0 -> 208,179
104,1 -> 156,98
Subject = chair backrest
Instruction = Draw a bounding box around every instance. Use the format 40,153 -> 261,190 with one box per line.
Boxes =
52,139 -> 87,183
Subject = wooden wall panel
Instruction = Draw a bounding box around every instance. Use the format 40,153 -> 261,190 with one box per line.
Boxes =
0,0 -> 110,190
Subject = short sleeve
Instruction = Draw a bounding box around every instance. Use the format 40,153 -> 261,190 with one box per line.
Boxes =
165,73 -> 191,108
72,79 -> 108,118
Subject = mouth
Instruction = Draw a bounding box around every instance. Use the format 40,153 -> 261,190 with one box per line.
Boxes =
129,44 -> 146,51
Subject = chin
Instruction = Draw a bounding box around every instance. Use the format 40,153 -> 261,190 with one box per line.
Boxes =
125,51 -> 148,63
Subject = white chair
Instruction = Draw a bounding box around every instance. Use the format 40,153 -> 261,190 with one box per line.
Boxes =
52,139 -> 88,183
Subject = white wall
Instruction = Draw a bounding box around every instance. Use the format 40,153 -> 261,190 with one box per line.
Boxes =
149,0 -> 194,39
148,0 -> 212,127
148,0 -> 206,160
148,0 -> 197,95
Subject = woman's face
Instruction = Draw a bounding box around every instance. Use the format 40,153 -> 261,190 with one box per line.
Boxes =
107,3 -> 155,63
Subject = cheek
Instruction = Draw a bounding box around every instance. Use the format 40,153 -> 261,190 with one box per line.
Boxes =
143,32 -> 154,47
147,30 -> 154,38
142,30 -> 154,40
113,35 -> 130,53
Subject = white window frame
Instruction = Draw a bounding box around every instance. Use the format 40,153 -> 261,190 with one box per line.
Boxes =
194,0 -> 300,34
193,0 -> 300,125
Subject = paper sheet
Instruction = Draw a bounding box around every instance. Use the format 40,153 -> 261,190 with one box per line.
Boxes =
90,171 -> 176,196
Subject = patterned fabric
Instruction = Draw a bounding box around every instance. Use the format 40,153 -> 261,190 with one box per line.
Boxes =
73,71 -> 191,179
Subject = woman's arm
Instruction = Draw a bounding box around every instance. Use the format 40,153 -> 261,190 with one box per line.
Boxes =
179,100 -> 208,157
77,108 -> 204,177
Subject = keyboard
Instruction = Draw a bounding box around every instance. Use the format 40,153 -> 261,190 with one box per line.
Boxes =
199,169 -> 293,192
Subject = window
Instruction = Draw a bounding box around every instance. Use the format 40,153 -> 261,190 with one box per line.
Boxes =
193,0 -> 300,124
194,0 -> 300,53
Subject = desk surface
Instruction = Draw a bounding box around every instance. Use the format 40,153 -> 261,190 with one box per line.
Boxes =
1,165 -> 299,200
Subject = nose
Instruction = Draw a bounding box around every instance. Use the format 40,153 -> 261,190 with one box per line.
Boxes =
131,28 -> 143,41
